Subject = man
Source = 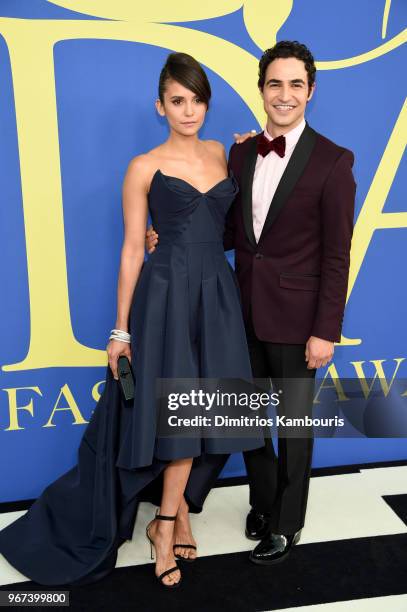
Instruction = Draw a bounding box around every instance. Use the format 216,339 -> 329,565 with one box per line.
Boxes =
146,40 -> 356,564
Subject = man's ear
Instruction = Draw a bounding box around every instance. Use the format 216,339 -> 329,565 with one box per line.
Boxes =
307,83 -> 316,102
155,98 -> 165,117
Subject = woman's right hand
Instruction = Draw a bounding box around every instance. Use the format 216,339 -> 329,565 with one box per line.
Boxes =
106,339 -> 132,380
233,130 -> 258,144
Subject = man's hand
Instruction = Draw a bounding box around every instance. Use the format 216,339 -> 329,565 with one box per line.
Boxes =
233,130 -> 258,144
305,336 -> 334,369
145,225 -> 158,254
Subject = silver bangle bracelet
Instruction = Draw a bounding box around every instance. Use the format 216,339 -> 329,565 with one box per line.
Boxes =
111,328 -> 130,335
109,335 -> 130,343
109,328 -> 131,343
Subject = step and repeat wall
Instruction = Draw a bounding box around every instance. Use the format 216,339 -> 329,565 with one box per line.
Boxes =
0,1 -> 406,502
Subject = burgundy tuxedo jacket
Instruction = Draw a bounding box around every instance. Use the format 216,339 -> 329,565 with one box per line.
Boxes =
225,123 -> 356,344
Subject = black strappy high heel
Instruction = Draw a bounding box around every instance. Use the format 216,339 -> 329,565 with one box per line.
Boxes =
146,510 -> 181,589
173,543 -> 197,563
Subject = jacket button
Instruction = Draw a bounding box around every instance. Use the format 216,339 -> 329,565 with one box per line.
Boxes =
255,253 -> 263,259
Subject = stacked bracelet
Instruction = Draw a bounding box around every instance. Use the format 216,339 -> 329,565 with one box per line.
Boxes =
109,328 -> 131,343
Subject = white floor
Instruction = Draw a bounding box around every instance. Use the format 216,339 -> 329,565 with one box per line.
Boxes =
1,466 -> 406,610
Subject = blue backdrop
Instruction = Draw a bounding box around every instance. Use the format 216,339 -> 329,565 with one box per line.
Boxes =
0,0 -> 406,502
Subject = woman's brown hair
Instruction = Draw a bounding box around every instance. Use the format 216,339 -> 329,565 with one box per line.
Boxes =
158,52 -> 211,109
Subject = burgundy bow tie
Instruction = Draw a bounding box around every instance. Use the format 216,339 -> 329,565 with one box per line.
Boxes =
257,132 -> 286,158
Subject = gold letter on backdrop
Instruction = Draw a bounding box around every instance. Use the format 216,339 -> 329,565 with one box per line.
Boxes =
2,386 -> 42,430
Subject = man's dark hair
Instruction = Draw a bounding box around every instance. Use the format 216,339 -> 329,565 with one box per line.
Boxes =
158,52 -> 211,109
258,41 -> 316,91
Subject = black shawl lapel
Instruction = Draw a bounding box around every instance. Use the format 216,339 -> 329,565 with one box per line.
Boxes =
240,135 -> 259,249
257,123 -> 317,244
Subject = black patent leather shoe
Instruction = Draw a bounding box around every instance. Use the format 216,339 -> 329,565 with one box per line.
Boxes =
245,508 -> 271,541
249,529 -> 301,565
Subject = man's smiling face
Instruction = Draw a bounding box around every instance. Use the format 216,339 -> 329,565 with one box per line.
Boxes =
260,57 -> 315,134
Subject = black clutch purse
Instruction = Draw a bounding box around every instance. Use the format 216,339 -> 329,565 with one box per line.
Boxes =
117,355 -> 135,401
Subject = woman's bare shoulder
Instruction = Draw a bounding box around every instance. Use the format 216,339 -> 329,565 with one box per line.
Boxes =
126,150 -> 156,173
203,139 -> 226,153
203,139 -> 227,165
125,148 -> 164,187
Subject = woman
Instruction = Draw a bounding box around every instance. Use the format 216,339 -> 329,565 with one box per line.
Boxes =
0,52 -> 263,589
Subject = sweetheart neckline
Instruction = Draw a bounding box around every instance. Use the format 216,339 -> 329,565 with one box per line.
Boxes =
152,169 -> 233,196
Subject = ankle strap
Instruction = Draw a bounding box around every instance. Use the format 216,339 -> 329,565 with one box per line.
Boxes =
156,513 -> 177,521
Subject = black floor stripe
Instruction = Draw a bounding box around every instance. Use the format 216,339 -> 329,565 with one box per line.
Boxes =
1,459 -> 406,514
1,533 -> 406,611
203,459 -> 407,490
383,494 -> 407,527
310,457 -> 407,478
0,499 -> 35,515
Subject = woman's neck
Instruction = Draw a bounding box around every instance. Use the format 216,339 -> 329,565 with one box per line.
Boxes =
165,130 -> 202,158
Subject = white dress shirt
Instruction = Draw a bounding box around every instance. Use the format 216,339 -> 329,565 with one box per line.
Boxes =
252,118 -> 306,242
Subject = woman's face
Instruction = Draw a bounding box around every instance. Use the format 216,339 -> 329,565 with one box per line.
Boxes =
156,79 -> 207,137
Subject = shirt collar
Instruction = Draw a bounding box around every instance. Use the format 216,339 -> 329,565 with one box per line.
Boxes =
263,118 -> 306,151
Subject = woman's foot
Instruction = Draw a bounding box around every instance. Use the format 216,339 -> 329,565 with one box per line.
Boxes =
173,497 -> 197,561
147,517 -> 181,587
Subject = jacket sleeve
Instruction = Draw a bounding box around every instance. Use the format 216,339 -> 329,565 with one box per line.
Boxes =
223,144 -> 238,251
311,149 -> 356,342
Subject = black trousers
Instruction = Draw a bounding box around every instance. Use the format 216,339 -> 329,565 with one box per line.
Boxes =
243,311 -> 316,535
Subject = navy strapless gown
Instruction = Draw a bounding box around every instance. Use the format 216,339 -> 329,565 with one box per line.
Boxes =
0,169 -> 264,585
